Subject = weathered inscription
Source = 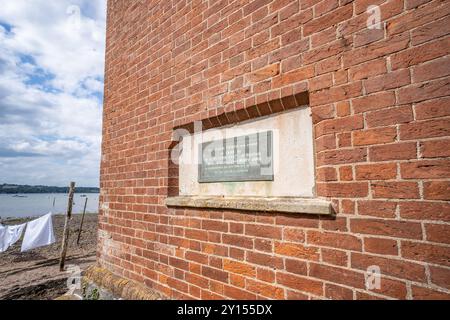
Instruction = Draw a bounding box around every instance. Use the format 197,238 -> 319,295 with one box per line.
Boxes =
198,131 -> 273,183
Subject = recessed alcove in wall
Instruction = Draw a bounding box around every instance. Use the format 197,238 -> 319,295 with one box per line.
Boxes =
166,92 -> 333,215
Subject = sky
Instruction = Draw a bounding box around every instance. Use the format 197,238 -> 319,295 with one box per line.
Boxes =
0,0 -> 107,187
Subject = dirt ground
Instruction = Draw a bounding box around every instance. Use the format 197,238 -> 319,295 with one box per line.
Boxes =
0,214 -> 97,300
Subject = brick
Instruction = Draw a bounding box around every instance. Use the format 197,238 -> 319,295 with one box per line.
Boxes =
415,96 -> 450,120
246,63 -> 280,83
342,199 -> 356,215
426,224 -> 450,245
353,127 -> 397,146
391,37 -> 450,70
185,251 -> 209,265
276,272 -> 324,296
283,228 -> 305,242
275,215 -> 320,228
371,181 -> 420,199
421,139 -> 450,158
286,290 -> 309,300
243,0 -> 272,18
309,73 -> 333,91
314,0 -> 338,17
430,266 -> 450,290
325,283 -> 353,300
364,69 -> 410,94
337,132 -> 352,148
398,78 -> 450,105
317,167 -> 338,181
369,142 -> 417,161
350,218 -> 423,239
254,238 -> 272,252
364,237 -> 398,255
402,241 -> 450,266
349,58 -> 387,81
423,181 -> 450,200
185,229 -> 208,241
310,82 -> 363,106
313,55 -> 341,74
202,266 -> 229,283
222,234 -> 253,249
411,15 -> 450,46
374,278 -> 408,299
317,182 -> 369,198
322,216 -> 348,232
355,292 -> 384,300
387,1 -> 450,36
365,106 -> 413,128
339,166 -> 353,181
274,242 -> 320,260
355,163 -> 397,180
246,279 -> 284,299
311,104 -> 335,123
311,25 -> 337,48
256,267 -> 275,283
401,160 -> 450,179
307,231 -> 362,251
358,200 -> 397,218
223,285 -> 256,300
315,115 -> 364,136
285,259 -> 308,275
336,101 -> 351,117
353,28 -> 384,48
246,251 -> 284,269
303,4 -> 353,36
315,134 -> 337,152
411,286 -> 450,300
413,56 -> 450,83
309,263 -> 365,289
343,33 -> 409,68
321,248 -> 349,267
202,220 -> 228,232
185,273 -> 209,289
317,148 -> 367,166
223,259 -> 256,277
352,91 -> 396,114
245,224 -> 282,239
272,65 -> 314,88
351,252 -> 426,282
400,201 -> 450,221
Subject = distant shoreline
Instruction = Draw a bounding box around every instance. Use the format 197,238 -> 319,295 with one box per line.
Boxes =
0,192 -> 100,194
1,212 -> 98,223
0,184 -> 100,194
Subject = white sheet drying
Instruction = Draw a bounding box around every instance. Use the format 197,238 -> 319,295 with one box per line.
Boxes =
21,213 -> 56,252
0,223 -> 26,253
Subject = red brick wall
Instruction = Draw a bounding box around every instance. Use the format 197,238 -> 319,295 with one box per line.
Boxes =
99,0 -> 450,299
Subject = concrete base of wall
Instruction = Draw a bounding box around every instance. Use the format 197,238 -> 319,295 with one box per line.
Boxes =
82,265 -> 165,300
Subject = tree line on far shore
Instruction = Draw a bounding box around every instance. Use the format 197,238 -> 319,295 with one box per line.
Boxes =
0,184 -> 99,194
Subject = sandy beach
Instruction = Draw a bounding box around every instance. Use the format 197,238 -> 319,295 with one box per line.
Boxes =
0,214 -> 97,300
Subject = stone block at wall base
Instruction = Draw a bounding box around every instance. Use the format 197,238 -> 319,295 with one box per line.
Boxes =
82,265 -> 165,300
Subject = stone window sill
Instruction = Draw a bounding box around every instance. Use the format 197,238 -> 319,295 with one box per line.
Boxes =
165,196 -> 334,216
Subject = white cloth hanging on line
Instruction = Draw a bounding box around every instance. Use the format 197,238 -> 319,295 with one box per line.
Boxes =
0,225 -> 6,252
21,213 -> 55,252
0,223 -> 27,253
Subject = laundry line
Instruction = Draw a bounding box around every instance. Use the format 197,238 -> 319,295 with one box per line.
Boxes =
0,212 -> 56,253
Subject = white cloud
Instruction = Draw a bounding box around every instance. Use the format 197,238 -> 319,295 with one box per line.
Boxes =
0,0 -> 107,187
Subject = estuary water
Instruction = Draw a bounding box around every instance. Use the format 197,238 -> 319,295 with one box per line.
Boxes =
0,193 -> 99,219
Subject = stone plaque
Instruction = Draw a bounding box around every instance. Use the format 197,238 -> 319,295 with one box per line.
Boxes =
198,131 -> 274,183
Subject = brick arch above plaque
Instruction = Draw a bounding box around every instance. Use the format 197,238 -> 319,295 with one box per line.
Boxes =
166,94 -> 333,215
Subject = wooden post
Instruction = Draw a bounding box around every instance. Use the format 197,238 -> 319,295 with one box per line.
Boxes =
59,182 -> 75,271
76,197 -> 88,245
52,197 -> 55,209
